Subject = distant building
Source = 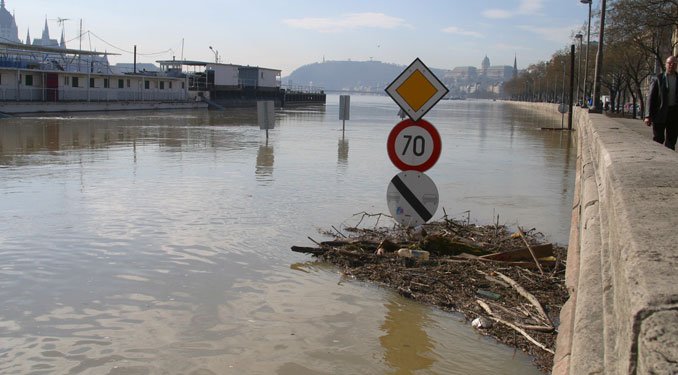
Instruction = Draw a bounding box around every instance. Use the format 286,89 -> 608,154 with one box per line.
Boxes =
449,66 -> 477,80
481,55 -> 490,73
447,56 -> 516,97
0,0 -> 20,43
0,1 -> 65,48
32,19 -> 64,48
485,66 -> 514,80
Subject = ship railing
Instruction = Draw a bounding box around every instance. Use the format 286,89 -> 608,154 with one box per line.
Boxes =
281,85 -> 324,94
0,87 -> 191,102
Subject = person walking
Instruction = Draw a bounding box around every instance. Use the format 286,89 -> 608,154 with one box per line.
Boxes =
645,55 -> 678,150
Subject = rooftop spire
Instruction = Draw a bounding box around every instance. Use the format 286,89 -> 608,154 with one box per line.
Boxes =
26,28 -> 30,45
42,18 -> 50,40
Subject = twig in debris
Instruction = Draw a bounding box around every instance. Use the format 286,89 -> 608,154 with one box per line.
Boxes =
351,211 -> 391,229
550,256 -> 562,278
479,273 -> 511,288
332,225 -> 347,238
517,226 -> 544,275
477,300 -> 555,354
433,277 -> 456,290
307,236 -> 322,246
495,272 -> 553,328
483,301 -> 555,332
494,213 -> 500,237
291,246 -> 325,256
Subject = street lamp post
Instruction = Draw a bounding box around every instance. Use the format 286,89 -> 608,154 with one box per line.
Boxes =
209,46 -> 219,63
575,33 -> 583,106
561,61 -> 566,105
590,0 -> 607,113
561,60 -> 566,128
580,0 -> 592,107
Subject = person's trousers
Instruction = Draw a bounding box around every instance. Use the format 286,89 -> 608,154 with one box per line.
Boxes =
652,105 -> 678,150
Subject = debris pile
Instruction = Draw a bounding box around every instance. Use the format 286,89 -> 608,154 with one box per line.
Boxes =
291,213 -> 568,373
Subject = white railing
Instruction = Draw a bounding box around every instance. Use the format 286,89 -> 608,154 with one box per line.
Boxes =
281,84 -> 325,94
0,87 -> 190,102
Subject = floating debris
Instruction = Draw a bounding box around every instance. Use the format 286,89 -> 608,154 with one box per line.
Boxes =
291,213 -> 568,373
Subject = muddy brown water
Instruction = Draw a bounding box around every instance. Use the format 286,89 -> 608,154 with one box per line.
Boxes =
0,95 -> 574,374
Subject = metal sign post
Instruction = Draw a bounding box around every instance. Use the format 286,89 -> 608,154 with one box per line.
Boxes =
339,95 -> 350,134
257,100 -> 275,139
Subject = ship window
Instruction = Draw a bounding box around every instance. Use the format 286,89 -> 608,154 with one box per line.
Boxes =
90,78 -> 95,88
127,79 -> 130,88
160,81 -> 165,90
182,82 -> 185,89
104,79 -> 109,88
169,81 -> 172,89
72,77 -> 79,87
118,79 -> 124,88
25,75 -> 33,86
144,80 -> 150,89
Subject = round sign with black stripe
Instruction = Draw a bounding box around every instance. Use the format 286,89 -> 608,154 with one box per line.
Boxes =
386,171 -> 439,227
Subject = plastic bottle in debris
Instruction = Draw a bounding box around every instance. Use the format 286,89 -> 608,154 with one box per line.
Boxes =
396,248 -> 430,261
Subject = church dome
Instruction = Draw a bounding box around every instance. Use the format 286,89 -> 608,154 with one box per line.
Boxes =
481,55 -> 490,70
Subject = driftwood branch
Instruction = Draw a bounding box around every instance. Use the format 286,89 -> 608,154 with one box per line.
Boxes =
517,226 -> 544,275
477,300 -> 555,354
495,272 -> 553,328
332,225 -> 347,238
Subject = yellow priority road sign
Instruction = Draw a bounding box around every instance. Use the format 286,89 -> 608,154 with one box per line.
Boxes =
385,58 -> 449,121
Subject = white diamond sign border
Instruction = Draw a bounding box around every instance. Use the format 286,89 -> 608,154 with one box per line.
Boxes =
385,58 -> 449,121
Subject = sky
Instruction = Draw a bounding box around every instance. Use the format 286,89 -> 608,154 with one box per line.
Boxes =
9,0 -> 595,76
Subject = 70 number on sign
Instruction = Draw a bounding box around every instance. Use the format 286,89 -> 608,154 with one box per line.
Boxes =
387,119 -> 441,172
402,134 -> 427,156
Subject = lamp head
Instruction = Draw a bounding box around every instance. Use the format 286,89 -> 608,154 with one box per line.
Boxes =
575,33 -> 583,39
580,0 -> 591,4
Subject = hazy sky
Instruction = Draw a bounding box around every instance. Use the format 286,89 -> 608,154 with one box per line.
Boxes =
11,0 -> 593,75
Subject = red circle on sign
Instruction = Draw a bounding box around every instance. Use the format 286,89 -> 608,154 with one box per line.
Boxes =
387,119 -> 441,172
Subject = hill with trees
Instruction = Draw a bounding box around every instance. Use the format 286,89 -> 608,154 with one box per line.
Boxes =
282,60 -> 449,93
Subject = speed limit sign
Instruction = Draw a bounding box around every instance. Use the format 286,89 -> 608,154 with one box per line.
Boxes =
387,119 -> 441,172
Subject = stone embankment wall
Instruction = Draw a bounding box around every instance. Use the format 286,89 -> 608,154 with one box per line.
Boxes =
507,102 -> 678,374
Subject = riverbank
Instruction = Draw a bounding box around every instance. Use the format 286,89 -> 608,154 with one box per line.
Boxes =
292,216 -> 567,373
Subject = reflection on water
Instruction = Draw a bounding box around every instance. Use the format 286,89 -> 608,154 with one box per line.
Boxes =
0,96 -> 569,374
337,137 -> 349,167
381,297 -> 435,373
256,142 -> 275,182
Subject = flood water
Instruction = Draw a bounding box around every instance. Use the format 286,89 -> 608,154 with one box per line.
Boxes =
0,95 -> 575,374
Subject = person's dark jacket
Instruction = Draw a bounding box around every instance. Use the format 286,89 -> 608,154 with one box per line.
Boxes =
646,72 -> 678,124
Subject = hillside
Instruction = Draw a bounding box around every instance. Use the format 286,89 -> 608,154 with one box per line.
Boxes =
283,60 -> 449,92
